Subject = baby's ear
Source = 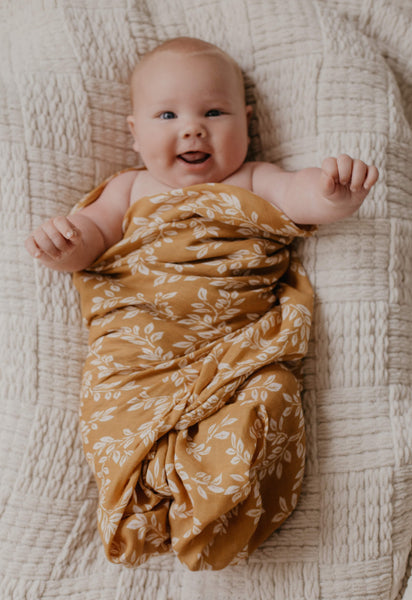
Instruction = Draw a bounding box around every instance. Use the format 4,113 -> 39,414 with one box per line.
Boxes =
246,105 -> 253,124
245,106 -> 253,145
127,116 -> 139,153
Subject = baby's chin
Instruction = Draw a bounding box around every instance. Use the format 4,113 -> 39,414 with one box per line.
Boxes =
146,158 -> 240,190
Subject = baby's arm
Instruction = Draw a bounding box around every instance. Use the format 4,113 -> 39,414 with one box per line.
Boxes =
25,170 -> 136,272
251,155 -> 379,225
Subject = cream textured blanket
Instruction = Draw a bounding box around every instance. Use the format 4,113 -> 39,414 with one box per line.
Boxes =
1,0 -> 411,599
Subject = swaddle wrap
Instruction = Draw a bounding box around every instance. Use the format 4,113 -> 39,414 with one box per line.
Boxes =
73,174 -> 315,570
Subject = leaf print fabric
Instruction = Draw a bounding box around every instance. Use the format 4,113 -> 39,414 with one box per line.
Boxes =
73,175 -> 315,571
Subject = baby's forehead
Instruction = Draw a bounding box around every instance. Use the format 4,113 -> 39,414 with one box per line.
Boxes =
130,44 -> 244,101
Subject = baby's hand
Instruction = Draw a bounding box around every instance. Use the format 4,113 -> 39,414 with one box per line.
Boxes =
25,216 -> 80,263
321,154 -> 379,207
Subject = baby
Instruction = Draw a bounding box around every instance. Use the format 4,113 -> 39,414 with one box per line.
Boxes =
25,37 -> 378,571
25,36 -> 378,269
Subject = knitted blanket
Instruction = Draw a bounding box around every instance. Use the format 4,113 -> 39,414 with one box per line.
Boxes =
1,1 -> 411,599
73,178 -> 314,570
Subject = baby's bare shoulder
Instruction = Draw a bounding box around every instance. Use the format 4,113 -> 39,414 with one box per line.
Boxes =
104,169 -> 139,197
80,169 -> 138,225
128,169 -> 172,203
224,161 -> 255,190
249,160 -> 284,179
226,161 -> 284,191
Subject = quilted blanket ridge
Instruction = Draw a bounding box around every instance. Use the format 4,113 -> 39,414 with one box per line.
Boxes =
73,177 -> 315,570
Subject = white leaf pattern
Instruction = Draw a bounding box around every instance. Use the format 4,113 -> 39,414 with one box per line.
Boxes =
73,180 -> 314,571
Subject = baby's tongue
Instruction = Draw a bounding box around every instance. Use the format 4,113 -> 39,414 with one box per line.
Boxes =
179,152 -> 209,164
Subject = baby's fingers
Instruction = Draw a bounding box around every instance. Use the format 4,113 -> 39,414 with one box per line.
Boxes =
363,164 -> 379,190
349,159 -> 367,192
33,221 -> 67,259
25,235 -> 42,259
26,218 -> 78,260
321,154 -> 354,187
52,216 -> 79,241
336,154 -> 353,185
322,155 -> 379,191
349,160 -> 380,192
321,156 -> 339,181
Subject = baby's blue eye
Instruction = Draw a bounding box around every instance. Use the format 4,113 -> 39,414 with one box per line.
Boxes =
206,109 -> 222,117
160,111 -> 176,120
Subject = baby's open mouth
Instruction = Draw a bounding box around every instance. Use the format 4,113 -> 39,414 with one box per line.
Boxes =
178,151 -> 211,164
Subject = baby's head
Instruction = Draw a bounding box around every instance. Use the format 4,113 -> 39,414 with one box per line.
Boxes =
127,37 -> 252,189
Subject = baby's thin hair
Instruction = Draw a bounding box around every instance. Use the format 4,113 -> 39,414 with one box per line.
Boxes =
130,37 -> 246,108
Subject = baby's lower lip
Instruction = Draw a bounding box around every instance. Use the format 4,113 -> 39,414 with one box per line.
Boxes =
178,152 -> 211,164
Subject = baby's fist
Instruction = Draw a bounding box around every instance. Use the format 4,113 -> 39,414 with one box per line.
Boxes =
321,154 -> 379,199
25,216 -> 79,262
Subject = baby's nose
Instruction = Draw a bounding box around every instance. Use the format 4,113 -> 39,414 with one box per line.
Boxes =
181,121 -> 207,139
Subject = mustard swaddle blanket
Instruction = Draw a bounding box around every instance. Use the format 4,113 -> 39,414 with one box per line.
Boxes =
73,174 -> 314,570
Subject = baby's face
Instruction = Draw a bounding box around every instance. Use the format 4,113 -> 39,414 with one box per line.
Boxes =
128,50 -> 251,189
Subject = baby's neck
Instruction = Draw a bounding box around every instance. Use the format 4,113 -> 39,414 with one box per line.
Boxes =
129,163 -> 254,205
